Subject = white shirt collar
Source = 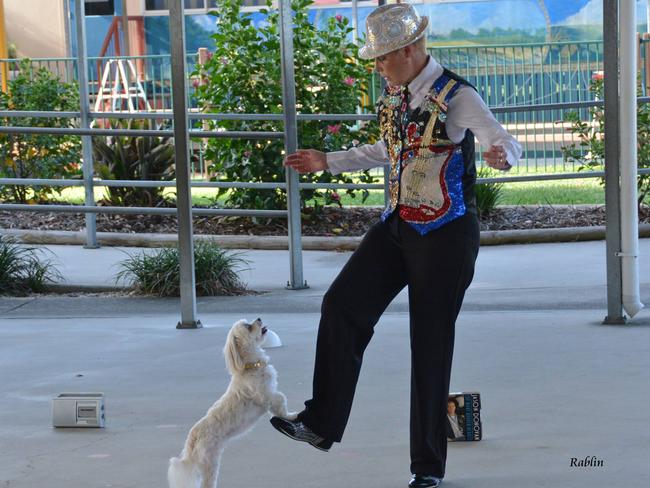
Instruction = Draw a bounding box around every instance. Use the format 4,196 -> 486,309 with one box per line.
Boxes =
407,56 -> 443,96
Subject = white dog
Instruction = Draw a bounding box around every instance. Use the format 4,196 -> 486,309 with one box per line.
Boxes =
168,318 -> 297,488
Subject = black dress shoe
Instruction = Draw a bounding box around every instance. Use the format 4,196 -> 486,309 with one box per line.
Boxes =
409,474 -> 442,488
270,416 -> 333,451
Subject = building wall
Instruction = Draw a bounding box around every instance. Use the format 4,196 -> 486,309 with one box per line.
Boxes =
5,0 -> 68,57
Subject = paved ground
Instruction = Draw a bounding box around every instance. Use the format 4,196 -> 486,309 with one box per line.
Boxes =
1,239 -> 650,488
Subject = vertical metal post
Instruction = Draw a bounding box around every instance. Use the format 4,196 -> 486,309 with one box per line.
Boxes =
63,0 -> 75,83
603,0 -> 625,324
351,0 -> 359,43
74,0 -> 99,248
0,0 -> 9,93
377,0 -> 389,207
279,0 -> 307,290
619,0 -> 644,317
169,0 -> 201,328
121,0 -> 131,57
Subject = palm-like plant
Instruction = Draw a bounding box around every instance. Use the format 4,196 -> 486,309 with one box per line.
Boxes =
92,119 -> 175,207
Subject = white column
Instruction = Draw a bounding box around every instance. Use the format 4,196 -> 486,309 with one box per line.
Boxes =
619,0 -> 644,317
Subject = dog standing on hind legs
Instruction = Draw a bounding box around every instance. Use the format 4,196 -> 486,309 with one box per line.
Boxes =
168,318 -> 297,488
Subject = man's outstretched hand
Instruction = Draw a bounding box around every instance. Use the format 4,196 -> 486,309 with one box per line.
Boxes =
284,149 -> 328,174
482,144 -> 512,171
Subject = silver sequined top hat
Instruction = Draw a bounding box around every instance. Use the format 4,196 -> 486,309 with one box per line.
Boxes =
358,3 -> 429,60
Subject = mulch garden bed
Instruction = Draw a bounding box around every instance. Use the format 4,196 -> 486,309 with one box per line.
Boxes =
1,204 -> 649,237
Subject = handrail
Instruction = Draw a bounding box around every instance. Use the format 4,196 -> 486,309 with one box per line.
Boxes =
429,40 -> 603,50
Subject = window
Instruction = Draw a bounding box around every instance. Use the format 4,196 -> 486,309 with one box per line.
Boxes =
85,0 -> 115,16
145,0 -> 207,10
145,0 -> 167,10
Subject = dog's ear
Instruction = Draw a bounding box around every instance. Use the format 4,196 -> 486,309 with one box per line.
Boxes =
224,329 -> 245,374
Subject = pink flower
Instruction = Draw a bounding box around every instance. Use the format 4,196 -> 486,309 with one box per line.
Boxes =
243,150 -> 252,158
592,71 -> 604,81
192,79 -> 200,89
327,124 -> 341,134
335,14 -> 343,22
352,139 -> 360,147
330,191 -> 341,201
206,51 -> 214,60
343,76 -> 356,86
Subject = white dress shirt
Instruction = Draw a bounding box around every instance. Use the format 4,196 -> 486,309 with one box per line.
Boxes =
326,56 -> 522,175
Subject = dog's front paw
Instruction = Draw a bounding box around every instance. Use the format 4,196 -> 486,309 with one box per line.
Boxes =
284,412 -> 299,421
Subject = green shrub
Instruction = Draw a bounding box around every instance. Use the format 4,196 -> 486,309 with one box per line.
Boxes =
116,241 -> 249,296
0,236 -> 61,295
562,77 -> 650,206
0,59 -> 82,203
92,119 -> 175,207
475,166 -> 504,217
195,0 -> 379,211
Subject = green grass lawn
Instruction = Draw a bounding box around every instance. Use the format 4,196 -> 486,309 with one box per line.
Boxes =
499,179 -> 606,205
56,177 -> 609,207
333,179 -> 606,206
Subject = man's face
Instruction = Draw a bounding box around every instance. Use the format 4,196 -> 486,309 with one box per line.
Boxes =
447,401 -> 456,415
374,48 -> 407,86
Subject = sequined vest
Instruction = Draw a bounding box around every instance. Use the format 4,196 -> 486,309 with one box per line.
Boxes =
377,68 -> 477,235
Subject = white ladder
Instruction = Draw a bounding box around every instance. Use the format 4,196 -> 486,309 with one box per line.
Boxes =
93,59 -> 152,113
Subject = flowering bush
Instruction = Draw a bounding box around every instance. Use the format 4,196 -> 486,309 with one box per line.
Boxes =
0,60 -> 81,203
194,0 -> 379,211
562,76 -> 650,207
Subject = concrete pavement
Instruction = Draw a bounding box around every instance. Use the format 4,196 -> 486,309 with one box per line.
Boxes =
1,239 -> 650,488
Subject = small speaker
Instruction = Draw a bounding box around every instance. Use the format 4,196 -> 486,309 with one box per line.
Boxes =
53,393 -> 105,428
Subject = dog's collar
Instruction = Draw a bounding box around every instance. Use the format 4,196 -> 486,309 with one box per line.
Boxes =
244,360 -> 267,370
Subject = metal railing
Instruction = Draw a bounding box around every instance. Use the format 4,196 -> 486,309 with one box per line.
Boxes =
0,39 -> 620,173
2,100 -> 649,199
1,44 -> 647,224
429,40 -> 605,172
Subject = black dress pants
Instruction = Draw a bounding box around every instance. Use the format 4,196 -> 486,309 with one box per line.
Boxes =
298,211 -> 480,478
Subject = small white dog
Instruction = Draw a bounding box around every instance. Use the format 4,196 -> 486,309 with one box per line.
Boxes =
168,318 -> 297,488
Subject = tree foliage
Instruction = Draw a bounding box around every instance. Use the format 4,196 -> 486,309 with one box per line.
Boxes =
194,0 -> 379,211
562,77 -> 650,207
0,60 -> 81,203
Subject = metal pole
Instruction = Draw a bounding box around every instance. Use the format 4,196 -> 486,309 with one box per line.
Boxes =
352,0 -> 359,43
0,0 -> 9,93
121,0 -> 131,57
279,0 -> 307,290
62,0 -> 75,82
619,0 -> 644,317
74,0 -> 99,248
169,0 -> 201,329
376,0 -> 389,207
603,0 -> 625,324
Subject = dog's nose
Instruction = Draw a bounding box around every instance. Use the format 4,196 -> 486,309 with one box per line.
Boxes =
256,317 -> 262,323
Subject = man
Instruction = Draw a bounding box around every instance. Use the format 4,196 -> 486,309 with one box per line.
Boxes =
270,4 -> 521,487
446,397 -> 465,441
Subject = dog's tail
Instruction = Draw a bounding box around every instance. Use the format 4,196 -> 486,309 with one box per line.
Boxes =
168,456 -> 198,488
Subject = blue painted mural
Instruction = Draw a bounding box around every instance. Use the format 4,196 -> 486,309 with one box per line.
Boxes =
70,0 -> 649,57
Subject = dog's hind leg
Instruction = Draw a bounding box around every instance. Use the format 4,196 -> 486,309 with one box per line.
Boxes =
269,391 -> 298,420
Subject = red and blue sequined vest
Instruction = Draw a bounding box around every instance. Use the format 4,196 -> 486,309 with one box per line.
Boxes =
377,68 -> 477,235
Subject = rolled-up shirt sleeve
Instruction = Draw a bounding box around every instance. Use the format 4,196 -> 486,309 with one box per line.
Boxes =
325,140 -> 390,175
446,86 -> 522,166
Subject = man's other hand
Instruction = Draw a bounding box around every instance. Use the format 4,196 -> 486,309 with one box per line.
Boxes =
284,149 -> 328,174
